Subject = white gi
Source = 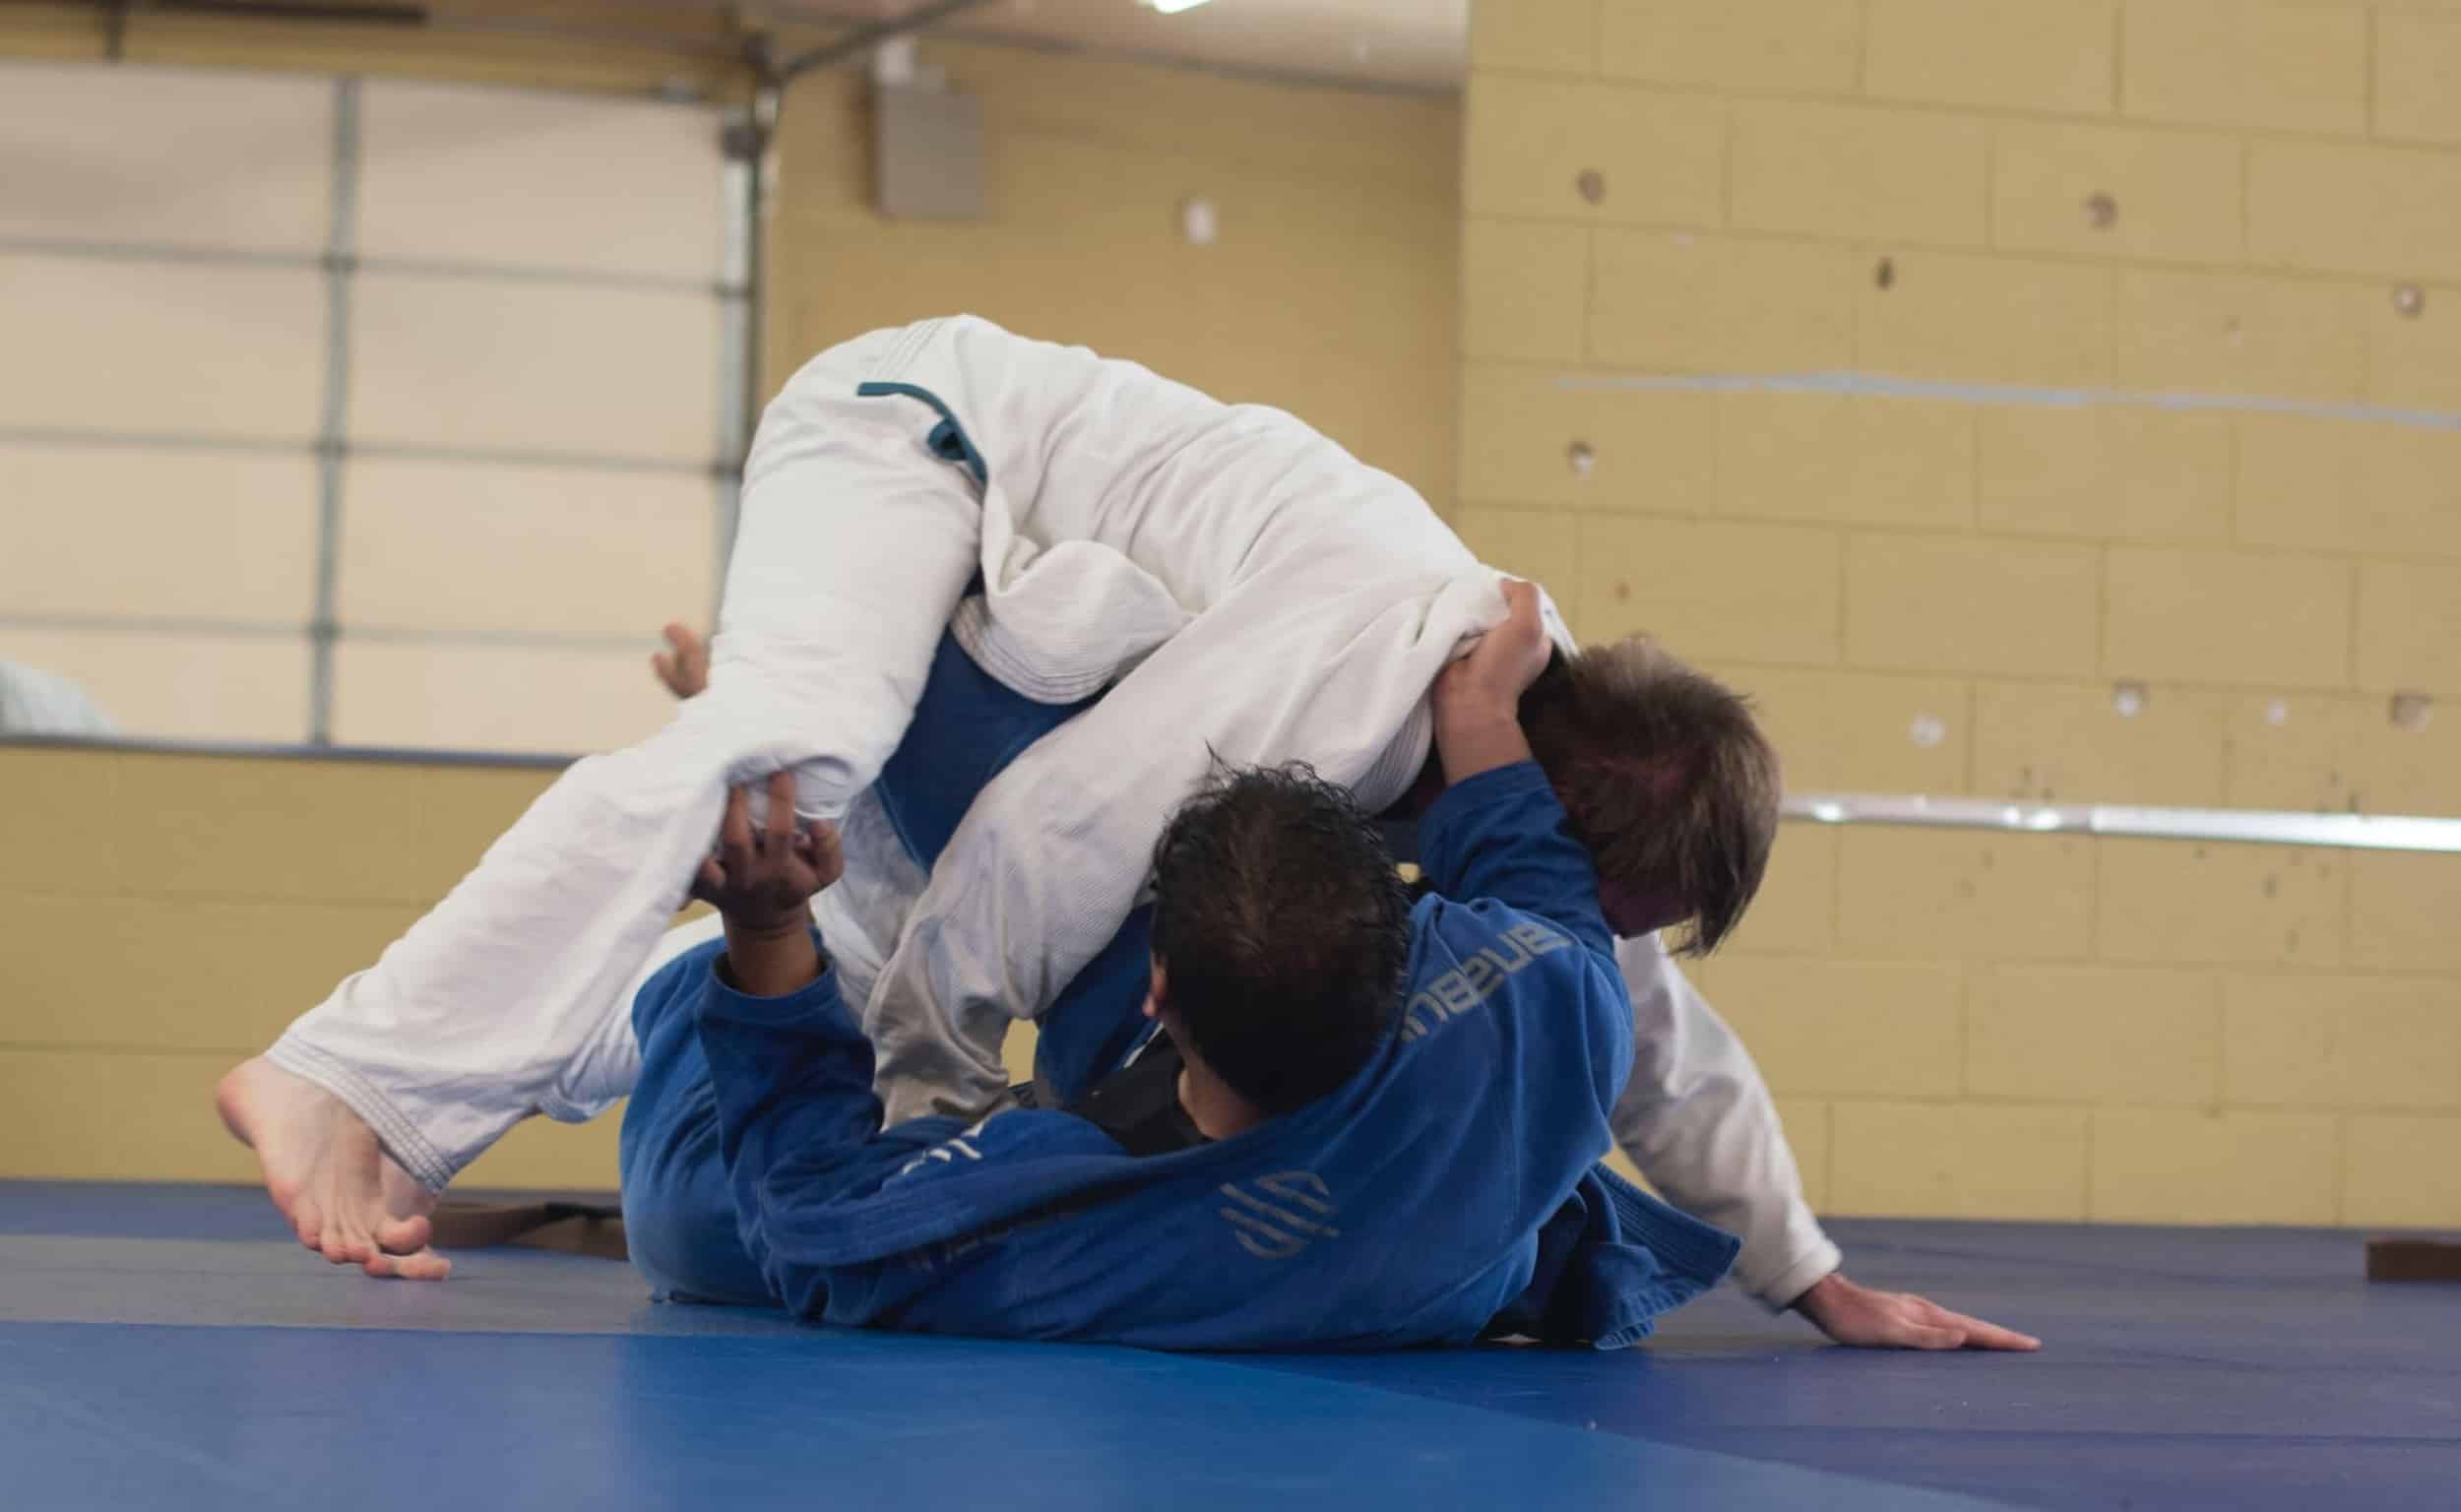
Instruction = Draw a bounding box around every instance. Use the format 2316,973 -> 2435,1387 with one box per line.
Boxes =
264,315 -> 1840,1308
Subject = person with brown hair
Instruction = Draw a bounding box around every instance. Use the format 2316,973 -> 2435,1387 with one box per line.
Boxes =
219,315 -> 2032,1351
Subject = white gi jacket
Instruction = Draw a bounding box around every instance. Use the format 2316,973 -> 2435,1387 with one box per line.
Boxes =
267,315 -> 1838,1306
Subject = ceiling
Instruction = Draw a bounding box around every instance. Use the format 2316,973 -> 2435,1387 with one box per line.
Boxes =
51,0 -> 1466,92
888,0 -> 1468,93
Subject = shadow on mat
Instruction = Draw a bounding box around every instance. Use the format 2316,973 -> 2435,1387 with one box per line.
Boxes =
428,1200 -> 629,1262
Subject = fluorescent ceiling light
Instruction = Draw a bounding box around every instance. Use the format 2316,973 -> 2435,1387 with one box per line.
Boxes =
1146,0 -> 1216,14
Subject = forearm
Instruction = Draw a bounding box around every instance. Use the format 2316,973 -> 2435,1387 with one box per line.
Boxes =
1434,705 -> 1532,786
1417,763 -> 1615,958
720,917 -> 824,999
693,941 -> 888,1228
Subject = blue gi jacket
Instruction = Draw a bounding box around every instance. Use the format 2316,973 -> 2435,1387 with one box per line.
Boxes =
670,760 -> 1738,1350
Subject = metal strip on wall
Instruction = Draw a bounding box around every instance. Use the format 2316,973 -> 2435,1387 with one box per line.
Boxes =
1782,792 -> 2461,854
306,75 -> 361,746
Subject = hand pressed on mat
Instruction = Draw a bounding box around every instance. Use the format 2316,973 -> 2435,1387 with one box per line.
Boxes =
1794,1271 -> 2041,1352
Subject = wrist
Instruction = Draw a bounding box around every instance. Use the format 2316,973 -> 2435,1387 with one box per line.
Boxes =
1789,1269 -> 1848,1318
1433,707 -> 1533,785
720,916 -> 824,998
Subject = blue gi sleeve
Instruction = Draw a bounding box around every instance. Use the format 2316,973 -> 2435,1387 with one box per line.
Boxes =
1415,760 -> 1614,960
691,935 -> 951,1313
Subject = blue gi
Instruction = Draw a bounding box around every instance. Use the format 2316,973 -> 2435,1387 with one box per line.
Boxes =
617,640 -> 1738,1348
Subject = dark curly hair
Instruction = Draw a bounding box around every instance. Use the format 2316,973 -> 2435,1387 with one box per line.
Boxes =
1148,762 -> 1413,1114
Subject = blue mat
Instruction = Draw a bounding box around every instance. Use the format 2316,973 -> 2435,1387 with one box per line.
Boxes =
3,1183 -> 2454,1510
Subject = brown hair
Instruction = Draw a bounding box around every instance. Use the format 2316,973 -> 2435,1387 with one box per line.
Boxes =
1518,639 -> 1781,955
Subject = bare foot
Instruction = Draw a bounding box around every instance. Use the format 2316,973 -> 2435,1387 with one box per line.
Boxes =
216,1056 -> 451,1281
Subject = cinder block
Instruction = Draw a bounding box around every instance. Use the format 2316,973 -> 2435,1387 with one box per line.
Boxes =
1973,680 -> 2231,806
1971,966 -> 2222,1103
2222,693 -> 2371,813
0,1050 -> 256,1182
1338,345 -> 1459,509
0,746 -> 120,898
1866,0 -> 2117,115
1715,394 -> 1974,530
0,895 -> 426,1053
2105,548 -> 2353,690
940,42 -> 1459,194
1468,0 -> 1598,75
1718,822 -> 1837,956
2123,0 -> 2367,136
417,763 -> 559,876
2366,282 -> 2461,412
2095,838 -> 2346,967
2089,1106 -> 2339,1224
2375,14 -> 2461,146
114,753 -> 498,906
2236,417 -> 2461,558
1589,230 -> 1858,374
1576,517 -> 1843,664
1772,1097 -> 1832,1211
1977,407 -> 2231,543
1458,363 -> 1719,511
1465,74 -> 1725,227
1837,828 -> 2096,960
2250,142 -> 2461,281
1845,535 -> 2102,677
1829,1102 -> 2092,1221
1461,219 -> 1591,363
1731,100 -> 1988,247
1713,663 -> 1971,795
1991,121 -> 2242,266
2114,270 -> 2368,404
2223,974 -> 2461,1111
2222,691 -> 2461,817
2342,1115 -> 2461,1228
1701,957 -> 1965,1098
2346,703 -> 2461,817
2357,559 -> 2461,694
458,1111 -> 626,1191
1599,0 -> 1860,93
1452,508 -> 1581,614
1857,250 -> 2114,388
2350,851 -> 2461,972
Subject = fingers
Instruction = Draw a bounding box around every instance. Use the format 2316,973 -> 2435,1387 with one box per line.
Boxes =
1896,1321 -> 1968,1350
765,771 -> 798,850
806,818 -> 846,889
690,855 -> 726,904
1943,1312 -> 2042,1352
719,785 -> 754,878
1909,1295 -> 2042,1352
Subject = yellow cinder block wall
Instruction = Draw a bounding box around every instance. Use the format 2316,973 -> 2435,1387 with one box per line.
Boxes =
762,41 -> 1460,504
1467,0 -> 2461,1228
0,25 -> 1457,1189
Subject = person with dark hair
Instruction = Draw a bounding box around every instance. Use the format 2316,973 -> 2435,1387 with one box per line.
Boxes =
223,314 -> 2033,1352
611,583 -> 1739,1348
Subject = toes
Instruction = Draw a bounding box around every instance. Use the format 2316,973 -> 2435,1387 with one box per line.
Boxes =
321,1219 -> 375,1267
395,1249 -> 453,1283
360,1247 -> 452,1282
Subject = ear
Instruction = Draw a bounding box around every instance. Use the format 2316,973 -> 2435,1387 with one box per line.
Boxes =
1142,958 -> 1167,1021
